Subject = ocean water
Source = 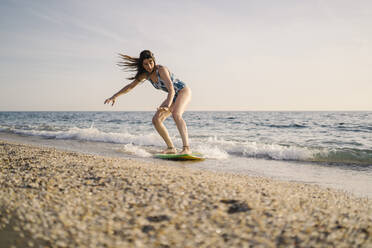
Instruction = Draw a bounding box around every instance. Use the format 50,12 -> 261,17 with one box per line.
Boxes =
1,111 -> 372,197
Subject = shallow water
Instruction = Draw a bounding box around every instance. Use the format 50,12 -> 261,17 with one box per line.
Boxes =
1,111 -> 372,197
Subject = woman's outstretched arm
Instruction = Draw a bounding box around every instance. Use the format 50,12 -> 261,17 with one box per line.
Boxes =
104,74 -> 146,106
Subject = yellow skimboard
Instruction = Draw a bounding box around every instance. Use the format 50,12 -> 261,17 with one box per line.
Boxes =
154,153 -> 205,161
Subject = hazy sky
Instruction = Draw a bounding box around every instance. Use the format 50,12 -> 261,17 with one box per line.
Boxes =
1,0 -> 371,111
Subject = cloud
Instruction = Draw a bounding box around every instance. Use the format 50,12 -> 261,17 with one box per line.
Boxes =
12,0 -> 128,44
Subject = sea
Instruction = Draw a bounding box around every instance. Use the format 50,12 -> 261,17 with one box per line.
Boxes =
1,111 -> 371,198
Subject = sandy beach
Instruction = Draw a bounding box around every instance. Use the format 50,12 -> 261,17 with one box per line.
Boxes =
0,139 -> 371,247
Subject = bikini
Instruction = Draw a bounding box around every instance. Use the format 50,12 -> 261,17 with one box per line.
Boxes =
147,66 -> 186,102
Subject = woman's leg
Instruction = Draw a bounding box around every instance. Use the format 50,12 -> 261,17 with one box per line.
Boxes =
152,101 -> 175,154
170,86 -> 192,154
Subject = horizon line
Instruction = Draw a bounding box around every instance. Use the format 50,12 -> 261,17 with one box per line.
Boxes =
0,110 -> 371,112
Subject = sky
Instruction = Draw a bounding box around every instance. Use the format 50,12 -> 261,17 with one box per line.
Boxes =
0,0 -> 371,111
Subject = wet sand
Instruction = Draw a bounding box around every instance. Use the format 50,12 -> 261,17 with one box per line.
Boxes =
0,140 -> 371,247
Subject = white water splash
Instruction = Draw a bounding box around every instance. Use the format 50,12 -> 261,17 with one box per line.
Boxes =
122,144 -> 152,157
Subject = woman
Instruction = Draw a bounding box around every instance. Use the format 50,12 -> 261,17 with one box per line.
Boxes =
104,50 -> 192,155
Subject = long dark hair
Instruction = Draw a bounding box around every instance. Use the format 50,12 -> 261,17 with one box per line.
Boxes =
117,50 -> 156,80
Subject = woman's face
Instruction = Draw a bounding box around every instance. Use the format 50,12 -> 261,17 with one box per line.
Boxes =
143,58 -> 155,73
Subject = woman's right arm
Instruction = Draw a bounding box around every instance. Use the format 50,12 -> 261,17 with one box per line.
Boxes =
104,74 -> 146,106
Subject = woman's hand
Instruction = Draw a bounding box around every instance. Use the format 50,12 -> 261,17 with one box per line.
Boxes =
104,96 -> 116,106
157,106 -> 170,112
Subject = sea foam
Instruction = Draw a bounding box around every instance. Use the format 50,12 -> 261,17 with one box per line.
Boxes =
122,144 -> 152,157
12,127 -> 165,147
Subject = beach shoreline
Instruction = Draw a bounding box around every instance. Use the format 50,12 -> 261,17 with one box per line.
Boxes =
1,139 -> 371,247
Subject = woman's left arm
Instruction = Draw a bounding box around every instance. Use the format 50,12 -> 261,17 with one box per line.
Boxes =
158,66 -> 175,108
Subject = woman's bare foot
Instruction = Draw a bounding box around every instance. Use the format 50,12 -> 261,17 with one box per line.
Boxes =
180,146 -> 191,155
161,147 -> 177,154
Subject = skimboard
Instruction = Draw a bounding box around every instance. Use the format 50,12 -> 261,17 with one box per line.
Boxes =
154,153 -> 205,161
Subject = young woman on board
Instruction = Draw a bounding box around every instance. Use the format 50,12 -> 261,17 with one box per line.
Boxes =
104,50 -> 192,155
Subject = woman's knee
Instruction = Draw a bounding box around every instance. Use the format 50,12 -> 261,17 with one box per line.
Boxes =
152,115 -> 161,126
153,112 -> 168,125
172,111 -> 183,122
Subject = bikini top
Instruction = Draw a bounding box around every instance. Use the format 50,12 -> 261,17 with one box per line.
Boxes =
147,66 -> 185,94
